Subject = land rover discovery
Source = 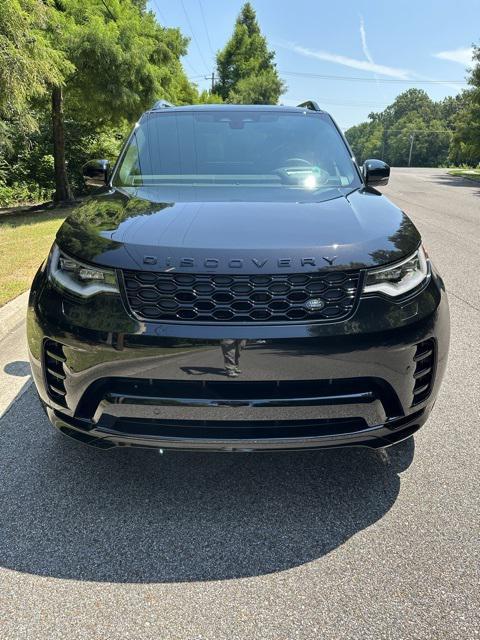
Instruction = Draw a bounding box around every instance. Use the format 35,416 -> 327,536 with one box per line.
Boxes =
27,101 -> 449,451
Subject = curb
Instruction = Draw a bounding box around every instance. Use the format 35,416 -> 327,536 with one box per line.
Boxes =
0,202 -> 52,219
0,291 -> 30,344
0,378 -> 32,421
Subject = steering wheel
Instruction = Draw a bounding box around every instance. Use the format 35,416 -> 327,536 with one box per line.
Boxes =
283,157 -> 313,167
274,158 -> 330,186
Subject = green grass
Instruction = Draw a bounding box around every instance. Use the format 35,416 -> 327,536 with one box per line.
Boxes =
448,168 -> 480,182
0,209 -> 67,307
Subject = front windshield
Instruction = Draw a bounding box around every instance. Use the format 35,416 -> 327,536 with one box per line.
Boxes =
112,109 -> 361,202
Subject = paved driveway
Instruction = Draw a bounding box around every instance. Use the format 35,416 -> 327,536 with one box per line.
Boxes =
0,169 -> 478,639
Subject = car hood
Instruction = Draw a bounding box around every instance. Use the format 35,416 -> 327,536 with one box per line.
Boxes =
56,187 -> 421,273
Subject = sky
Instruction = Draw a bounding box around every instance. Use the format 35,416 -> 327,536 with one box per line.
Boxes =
147,0 -> 478,130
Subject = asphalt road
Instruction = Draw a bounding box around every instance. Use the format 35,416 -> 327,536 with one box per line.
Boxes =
0,168 -> 478,639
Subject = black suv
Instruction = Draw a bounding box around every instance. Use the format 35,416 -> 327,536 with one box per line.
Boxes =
28,101 -> 449,451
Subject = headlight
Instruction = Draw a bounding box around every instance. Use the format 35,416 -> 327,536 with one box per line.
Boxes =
364,246 -> 429,297
48,244 -> 119,298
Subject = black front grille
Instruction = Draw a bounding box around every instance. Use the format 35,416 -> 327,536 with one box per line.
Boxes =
122,270 -> 361,323
44,339 -> 67,407
412,339 -> 435,406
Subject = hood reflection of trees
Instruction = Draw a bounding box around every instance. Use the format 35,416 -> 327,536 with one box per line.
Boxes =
57,193 -> 172,260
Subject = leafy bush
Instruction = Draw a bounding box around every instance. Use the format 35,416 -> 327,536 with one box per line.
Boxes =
0,112 -> 127,206
0,180 -> 51,208
62,120 -> 129,195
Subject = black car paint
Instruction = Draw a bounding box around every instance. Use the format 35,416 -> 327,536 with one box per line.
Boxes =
56,187 -> 420,273
27,104 -> 449,451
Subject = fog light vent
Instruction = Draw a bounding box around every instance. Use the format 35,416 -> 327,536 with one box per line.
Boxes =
412,339 -> 435,406
44,339 -> 68,407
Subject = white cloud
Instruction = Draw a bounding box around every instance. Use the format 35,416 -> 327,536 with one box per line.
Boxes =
359,15 -> 384,94
434,47 -> 474,66
285,43 -> 412,80
359,16 -> 374,65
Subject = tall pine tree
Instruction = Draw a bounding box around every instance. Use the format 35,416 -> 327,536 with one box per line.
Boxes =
214,2 -> 285,104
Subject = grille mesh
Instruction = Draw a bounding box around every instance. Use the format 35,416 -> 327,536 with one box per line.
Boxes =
122,270 -> 361,323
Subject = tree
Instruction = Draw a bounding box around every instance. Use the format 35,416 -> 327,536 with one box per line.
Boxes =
0,0 -> 69,128
196,89 -> 224,104
449,44 -> 480,166
347,45 -> 480,168
344,120 -> 384,165
381,88 -> 437,126
346,89 -> 452,167
385,115 -> 450,167
46,0 -> 197,201
214,2 -> 285,104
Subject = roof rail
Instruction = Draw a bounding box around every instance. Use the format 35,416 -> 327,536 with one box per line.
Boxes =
151,99 -> 175,110
297,100 -> 322,112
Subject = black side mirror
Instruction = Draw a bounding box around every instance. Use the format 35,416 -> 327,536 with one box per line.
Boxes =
362,159 -> 390,187
82,159 -> 110,188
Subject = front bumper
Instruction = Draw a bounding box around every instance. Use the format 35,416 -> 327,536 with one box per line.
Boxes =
28,265 -> 449,451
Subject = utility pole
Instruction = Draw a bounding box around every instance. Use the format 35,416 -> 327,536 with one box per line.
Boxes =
408,132 -> 415,167
381,115 -> 386,161
205,72 -> 216,93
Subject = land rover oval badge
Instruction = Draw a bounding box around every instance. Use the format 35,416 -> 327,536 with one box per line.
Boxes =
305,298 -> 325,312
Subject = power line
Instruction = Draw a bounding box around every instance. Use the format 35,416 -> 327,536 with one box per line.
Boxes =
280,70 -> 468,85
321,104 -> 388,109
318,99 -> 389,108
381,129 -> 454,134
100,0 -> 115,21
185,59 -> 202,77
198,0 -> 215,60
180,0 -> 210,73
149,0 -> 167,25
148,1 -> 202,75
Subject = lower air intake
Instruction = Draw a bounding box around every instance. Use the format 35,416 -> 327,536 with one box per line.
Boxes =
44,339 -> 68,407
412,339 -> 435,406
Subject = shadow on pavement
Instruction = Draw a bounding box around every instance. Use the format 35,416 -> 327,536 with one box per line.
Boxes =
3,361 -> 31,377
0,386 -> 414,584
0,361 -> 32,420
427,172 -> 480,195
